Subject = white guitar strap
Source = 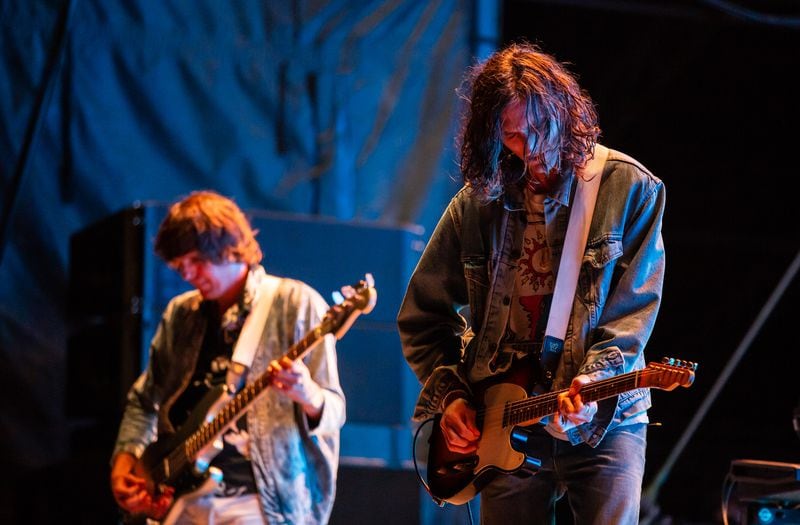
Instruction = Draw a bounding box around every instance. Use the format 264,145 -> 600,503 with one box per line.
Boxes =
226,274 -> 282,392
541,145 -> 609,378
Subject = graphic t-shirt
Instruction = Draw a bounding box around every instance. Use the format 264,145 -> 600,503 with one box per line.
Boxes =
499,190 -> 555,375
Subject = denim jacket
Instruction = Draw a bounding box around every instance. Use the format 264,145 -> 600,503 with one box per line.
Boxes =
398,147 -> 665,447
113,266 -> 346,524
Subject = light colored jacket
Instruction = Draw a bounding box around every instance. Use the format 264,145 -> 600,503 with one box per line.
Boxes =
113,266 -> 346,524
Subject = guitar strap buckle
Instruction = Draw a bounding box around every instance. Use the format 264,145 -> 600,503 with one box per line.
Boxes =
539,335 -> 563,390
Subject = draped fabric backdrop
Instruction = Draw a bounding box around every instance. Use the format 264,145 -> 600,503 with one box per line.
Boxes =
0,0 -> 469,475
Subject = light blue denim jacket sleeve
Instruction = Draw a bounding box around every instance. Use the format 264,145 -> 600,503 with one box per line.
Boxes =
398,148 -> 665,447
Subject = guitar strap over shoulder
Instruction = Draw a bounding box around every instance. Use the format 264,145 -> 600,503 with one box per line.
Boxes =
226,274 -> 283,392
540,145 -> 609,381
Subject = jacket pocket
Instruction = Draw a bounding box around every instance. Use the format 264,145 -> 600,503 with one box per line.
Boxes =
579,235 -> 623,308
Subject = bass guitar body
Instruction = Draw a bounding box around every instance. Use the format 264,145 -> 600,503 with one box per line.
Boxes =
137,385 -> 228,491
127,385 -> 230,525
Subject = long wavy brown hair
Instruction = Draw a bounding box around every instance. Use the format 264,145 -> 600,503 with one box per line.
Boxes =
458,42 -> 600,200
155,190 -> 262,265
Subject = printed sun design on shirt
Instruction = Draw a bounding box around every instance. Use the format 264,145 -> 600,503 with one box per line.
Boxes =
517,231 -> 553,293
508,194 -> 555,343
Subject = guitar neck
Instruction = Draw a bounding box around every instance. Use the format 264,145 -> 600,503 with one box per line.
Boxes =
503,370 -> 643,427
183,321 -> 333,459
178,276 -> 376,462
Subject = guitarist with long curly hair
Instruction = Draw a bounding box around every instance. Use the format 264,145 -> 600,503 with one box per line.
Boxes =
399,42 -> 667,524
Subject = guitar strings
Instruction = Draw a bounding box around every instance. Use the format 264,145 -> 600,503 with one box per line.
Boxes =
474,368 -> 678,426
164,296 -> 364,475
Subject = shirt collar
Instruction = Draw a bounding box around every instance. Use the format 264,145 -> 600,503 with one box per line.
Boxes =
501,170 -> 575,210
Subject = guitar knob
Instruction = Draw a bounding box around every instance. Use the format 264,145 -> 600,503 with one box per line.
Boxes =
524,455 -> 542,471
510,426 -> 541,457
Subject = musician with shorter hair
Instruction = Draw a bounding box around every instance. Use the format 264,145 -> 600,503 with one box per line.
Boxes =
110,190 -> 345,525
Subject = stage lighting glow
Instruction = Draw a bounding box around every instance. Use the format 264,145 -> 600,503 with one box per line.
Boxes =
757,506 -> 775,524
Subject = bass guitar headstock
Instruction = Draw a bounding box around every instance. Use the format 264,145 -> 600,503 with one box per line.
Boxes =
327,273 -> 378,340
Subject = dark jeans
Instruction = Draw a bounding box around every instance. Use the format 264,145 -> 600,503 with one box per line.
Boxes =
480,423 -> 647,525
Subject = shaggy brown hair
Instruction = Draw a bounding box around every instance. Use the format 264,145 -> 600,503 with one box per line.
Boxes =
154,190 -> 262,265
458,42 -> 601,200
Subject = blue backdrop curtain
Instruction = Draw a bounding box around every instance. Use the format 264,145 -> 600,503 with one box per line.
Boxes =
0,0 -> 471,473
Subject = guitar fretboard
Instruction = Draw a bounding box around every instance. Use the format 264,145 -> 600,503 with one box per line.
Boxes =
182,318 -> 339,459
142,276 -> 375,497
502,370 -> 644,427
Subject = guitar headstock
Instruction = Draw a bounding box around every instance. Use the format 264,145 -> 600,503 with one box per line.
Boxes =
640,357 -> 698,391
328,273 -> 378,339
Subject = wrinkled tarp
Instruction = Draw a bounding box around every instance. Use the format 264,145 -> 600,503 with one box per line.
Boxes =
0,0 -> 471,470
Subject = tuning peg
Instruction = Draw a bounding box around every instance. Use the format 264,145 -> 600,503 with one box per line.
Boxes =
659,356 -> 699,371
339,274 -> 375,300
331,290 -> 345,305
339,284 -> 355,299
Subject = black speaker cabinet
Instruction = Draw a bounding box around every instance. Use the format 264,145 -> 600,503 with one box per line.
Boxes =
66,205 -> 153,421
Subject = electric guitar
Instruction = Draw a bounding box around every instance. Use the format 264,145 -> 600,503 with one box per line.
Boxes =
126,274 -> 378,525
413,357 -> 697,505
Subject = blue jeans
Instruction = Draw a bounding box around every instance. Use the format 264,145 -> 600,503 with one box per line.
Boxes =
480,423 -> 647,525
